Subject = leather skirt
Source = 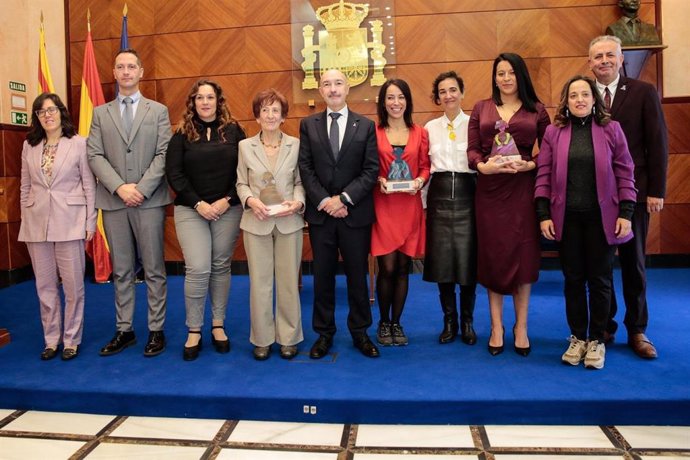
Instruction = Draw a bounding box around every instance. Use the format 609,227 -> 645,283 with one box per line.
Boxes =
422,172 -> 477,284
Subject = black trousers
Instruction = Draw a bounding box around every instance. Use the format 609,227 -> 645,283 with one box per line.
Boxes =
308,217 -> 373,340
608,202 -> 649,335
559,209 -> 616,341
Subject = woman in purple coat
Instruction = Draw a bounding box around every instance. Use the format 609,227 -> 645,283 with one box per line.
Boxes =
535,75 -> 636,370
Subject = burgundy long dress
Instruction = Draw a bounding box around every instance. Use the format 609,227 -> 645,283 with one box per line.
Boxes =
467,99 -> 550,295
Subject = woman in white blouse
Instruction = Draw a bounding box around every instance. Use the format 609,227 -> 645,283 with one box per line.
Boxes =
423,71 -> 478,347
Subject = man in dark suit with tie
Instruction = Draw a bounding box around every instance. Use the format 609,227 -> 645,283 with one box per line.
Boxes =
588,35 -> 668,359
87,49 -> 172,357
298,69 -> 380,358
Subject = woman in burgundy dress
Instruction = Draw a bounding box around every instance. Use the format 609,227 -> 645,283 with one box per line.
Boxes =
371,79 -> 430,346
468,53 -> 550,357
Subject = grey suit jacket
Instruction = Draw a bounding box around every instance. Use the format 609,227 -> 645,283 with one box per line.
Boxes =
87,96 -> 172,210
236,132 -> 305,236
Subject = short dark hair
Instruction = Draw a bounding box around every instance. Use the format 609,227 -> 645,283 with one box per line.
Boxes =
431,71 -> 465,105
252,88 -> 289,119
553,75 -> 611,128
27,93 -> 76,146
115,48 -> 142,67
491,53 -> 541,112
376,79 -> 414,128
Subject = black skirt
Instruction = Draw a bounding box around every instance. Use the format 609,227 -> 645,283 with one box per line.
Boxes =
423,172 -> 477,285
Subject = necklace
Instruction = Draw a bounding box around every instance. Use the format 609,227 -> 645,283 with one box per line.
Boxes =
260,132 -> 282,149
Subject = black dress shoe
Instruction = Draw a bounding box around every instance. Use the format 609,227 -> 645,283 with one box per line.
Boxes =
309,336 -> 332,359
488,327 -> 505,356
62,346 -> 79,361
183,331 -> 202,361
211,326 -> 230,354
354,336 -> 380,358
460,321 -> 477,345
100,331 -> 136,356
143,331 -> 166,357
513,326 -> 530,357
41,346 -> 59,361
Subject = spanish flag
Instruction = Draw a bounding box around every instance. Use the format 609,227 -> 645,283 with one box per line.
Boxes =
79,12 -> 112,283
38,12 -> 55,94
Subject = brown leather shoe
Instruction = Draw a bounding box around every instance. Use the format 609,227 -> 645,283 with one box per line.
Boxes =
628,333 -> 658,359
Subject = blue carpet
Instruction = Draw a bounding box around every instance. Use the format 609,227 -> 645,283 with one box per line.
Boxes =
0,269 -> 689,425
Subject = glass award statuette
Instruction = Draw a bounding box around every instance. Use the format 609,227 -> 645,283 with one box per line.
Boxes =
490,120 -> 522,164
385,146 -> 415,192
259,172 -> 289,216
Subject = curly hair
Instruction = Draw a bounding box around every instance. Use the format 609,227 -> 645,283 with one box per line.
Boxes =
431,70 -> 465,106
27,93 -> 76,146
176,79 -> 239,142
553,75 -> 611,128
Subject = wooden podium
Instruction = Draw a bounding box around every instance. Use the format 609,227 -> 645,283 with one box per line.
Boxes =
0,328 -> 10,347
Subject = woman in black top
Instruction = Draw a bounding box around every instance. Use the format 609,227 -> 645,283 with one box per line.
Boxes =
166,79 -> 245,361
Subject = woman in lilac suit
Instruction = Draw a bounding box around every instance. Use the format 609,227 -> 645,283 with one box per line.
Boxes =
535,76 -> 636,370
18,93 -> 96,361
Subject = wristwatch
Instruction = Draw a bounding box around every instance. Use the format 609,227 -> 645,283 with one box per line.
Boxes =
339,193 -> 349,206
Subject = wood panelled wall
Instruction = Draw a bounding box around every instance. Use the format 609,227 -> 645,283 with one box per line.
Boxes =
60,0 -> 690,266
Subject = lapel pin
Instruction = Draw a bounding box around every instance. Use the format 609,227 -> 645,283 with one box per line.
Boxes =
620,85 -> 627,91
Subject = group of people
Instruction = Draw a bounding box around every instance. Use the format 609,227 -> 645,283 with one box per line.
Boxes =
19,35 -> 667,371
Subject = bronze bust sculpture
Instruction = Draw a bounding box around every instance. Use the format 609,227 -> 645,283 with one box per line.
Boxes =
605,0 -> 661,46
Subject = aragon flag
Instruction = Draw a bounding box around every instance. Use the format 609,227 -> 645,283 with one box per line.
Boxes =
79,14 -> 112,283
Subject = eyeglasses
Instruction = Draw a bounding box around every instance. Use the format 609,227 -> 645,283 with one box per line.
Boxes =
35,106 -> 59,118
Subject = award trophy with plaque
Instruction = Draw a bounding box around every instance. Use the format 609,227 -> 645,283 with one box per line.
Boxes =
490,120 -> 521,164
259,171 -> 289,216
385,146 -> 416,193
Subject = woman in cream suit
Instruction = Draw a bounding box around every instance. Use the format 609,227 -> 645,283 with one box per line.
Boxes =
19,93 -> 96,361
237,89 -> 305,360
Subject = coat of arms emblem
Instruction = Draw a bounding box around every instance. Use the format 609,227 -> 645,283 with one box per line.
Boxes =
301,0 -> 387,89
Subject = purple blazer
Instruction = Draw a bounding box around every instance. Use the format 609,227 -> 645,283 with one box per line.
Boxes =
18,135 -> 96,243
534,120 -> 637,245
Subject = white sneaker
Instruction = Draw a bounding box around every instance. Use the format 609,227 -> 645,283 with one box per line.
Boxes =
584,340 -> 606,370
561,335 -> 587,365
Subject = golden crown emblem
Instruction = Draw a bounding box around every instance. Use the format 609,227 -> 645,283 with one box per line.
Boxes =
316,0 -> 369,31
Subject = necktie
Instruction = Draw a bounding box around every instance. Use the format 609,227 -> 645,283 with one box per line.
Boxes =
122,97 -> 133,137
604,87 -> 612,111
329,112 -> 341,159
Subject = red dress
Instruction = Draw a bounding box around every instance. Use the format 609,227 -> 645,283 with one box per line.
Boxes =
371,124 -> 430,257
468,99 -> 550,294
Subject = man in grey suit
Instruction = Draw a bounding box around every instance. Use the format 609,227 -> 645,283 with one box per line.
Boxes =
87,48 -> 172,357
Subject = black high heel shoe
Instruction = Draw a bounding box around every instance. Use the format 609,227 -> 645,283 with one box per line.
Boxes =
211,326 -> 230,354
513,325 -> 531,357
488,327 -> 505,356
183,331 -> 202,361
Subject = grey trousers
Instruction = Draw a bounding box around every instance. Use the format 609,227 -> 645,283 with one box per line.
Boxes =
174,205 -> 242,329
244,226 -> 303,347
102,206 -> 167,332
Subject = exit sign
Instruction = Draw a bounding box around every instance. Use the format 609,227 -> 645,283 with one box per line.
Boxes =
9,81 -> 26,92
11,112 -> 28,125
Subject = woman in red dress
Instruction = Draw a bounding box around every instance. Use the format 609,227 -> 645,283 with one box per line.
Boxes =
468,53 -> 550,357
372,79 -> 430,346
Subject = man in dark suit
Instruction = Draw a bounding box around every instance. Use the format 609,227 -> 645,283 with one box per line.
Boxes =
298,69 -> 380,358
87,49 -> 172,357
588,35 -> 668,359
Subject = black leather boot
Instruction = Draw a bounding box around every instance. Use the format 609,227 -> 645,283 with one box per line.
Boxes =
438,293 -> 458,344
459,289 -> 477,345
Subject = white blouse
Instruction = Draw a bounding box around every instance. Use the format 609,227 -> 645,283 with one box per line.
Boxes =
424,111 -> 474,174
